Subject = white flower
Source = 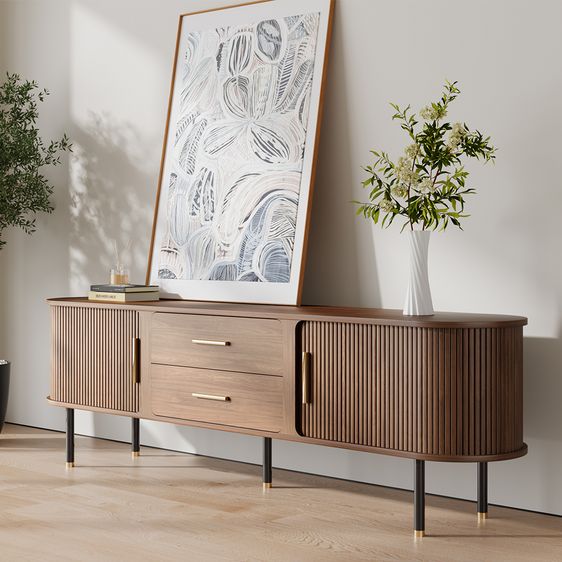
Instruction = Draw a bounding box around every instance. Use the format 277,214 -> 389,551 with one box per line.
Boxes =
405,143 -> 419,159
396,156 -> 411,170
417,177 -> 434,194
447,137 -> 460,150
447,122 -> 466,151
420,105 -> 446,121
394,156 -> 418,184
379,198 -> 394,212
394,156 -> 410,181
419,105 -> 433,120
451,122 -> 465,136
392,184 -> 409,199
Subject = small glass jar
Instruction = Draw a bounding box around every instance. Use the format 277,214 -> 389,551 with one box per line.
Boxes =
110,239 -> 131,285
110,266 -> 129,285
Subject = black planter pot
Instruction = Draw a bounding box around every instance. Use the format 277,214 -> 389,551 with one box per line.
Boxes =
0,360 -> 10,434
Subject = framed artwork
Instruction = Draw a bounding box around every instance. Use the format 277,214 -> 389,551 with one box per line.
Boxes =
147,0 -> 334,304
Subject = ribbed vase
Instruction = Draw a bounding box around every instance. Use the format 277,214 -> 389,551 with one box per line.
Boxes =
403,230 -> 434,316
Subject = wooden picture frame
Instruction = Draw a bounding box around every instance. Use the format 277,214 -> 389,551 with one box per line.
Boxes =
146,0 -> 334,305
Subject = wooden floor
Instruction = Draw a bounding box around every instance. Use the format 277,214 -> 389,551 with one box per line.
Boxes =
0,425 -> 561,562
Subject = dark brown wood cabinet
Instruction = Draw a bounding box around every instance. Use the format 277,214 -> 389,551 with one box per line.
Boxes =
298,321 -> 524,460
48,297 -> 527,536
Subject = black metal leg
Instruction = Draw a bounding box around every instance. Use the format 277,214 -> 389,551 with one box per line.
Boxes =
132,418 -> 140,458
263,437 -> 272,489
414,460 -> 425,537
66,408 -> 74,468
477,462 -> 488,520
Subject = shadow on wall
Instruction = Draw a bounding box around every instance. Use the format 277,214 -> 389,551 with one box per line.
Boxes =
516,334 -> 562,513
523,334 -> 562,443
70,112 -> 155,442
69,112 -> 154,290
300,1 -> 380,309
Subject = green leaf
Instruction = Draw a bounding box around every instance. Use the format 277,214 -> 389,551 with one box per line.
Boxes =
356,80 -> 495,232
0,73 -> 72,249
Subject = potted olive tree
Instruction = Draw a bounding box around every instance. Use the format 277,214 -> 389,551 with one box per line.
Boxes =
0,73 -> 70,432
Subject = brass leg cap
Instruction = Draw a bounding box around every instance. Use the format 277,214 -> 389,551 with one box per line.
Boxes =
263,482 -> 272,489
65,462 -> 75,469
132,451 -> 140,458
478,512 -> 488,521
414,530 -> 425,538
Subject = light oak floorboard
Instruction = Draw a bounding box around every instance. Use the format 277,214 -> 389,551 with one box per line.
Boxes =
0,424 -> 560,562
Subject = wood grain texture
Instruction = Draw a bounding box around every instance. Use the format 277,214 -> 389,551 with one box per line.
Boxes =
151,313 -> 284,376
299,322 -> 525,460
48,299 -> 527,463
48,298 -> 528,329
50,305 -> 140,412
151,364 -> 284,432
0,425 -> 558,562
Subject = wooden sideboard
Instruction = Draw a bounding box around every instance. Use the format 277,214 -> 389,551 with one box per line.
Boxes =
48,297 -> 527,537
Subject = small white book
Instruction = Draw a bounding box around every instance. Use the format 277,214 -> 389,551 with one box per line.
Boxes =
88,291 -> 159,302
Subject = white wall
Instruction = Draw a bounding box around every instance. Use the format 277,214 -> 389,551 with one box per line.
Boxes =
1,0 -> 561,515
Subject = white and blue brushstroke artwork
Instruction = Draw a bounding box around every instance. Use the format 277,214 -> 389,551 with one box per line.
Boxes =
158,12 -> 320,283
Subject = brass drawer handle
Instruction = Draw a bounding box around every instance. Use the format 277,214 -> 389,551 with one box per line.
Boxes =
192,393 -> 231,402
302,351 -> 311,404
192,339 -> 231,347
132,338 -> 140,384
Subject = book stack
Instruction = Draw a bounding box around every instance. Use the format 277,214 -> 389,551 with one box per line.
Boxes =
88,284 -> 160,302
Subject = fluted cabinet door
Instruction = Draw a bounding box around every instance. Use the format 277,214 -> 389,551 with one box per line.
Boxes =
298,321 -> 524,460
51,306 -> 140,413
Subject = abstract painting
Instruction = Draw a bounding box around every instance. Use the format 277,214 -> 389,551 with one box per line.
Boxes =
147,0 -> 333,304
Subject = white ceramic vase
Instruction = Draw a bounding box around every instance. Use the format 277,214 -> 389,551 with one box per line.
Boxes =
403,230 -> 434,316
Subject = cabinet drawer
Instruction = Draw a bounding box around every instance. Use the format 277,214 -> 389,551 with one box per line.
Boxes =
151,365 -> 283,432
151,313 -> 284,375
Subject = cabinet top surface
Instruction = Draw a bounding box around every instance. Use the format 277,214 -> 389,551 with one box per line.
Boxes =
47,297 -> 527,328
